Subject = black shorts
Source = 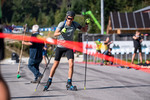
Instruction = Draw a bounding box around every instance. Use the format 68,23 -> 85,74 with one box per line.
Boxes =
134,47 -> 142,53
55,47 -> 74,61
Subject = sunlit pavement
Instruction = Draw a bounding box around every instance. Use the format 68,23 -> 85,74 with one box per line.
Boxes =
1,57 -> 150,100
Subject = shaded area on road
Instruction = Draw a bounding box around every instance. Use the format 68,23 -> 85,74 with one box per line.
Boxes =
12,95 -> 65,99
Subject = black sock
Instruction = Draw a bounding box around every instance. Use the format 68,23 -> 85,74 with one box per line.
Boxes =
67,79 -> 72,83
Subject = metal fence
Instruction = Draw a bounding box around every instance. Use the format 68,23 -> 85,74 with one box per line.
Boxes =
80,33 -> 150,64
79,33 -> 150,41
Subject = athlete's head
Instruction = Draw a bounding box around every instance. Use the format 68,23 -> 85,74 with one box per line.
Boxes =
135,31 -> 140,36
66,11 -> 75,22
98,39 -> 101,42
108,48 -> 112,52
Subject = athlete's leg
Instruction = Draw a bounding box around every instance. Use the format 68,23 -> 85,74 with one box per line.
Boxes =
49,60 -> 60,77
68,59 -> 74,79
65,49 -> 77,91
49,47 -> 63,77
66,48 -> 74,79
139,47 -> 143,63
43,47 -> 63,91
131,53 -> 136,64
66,61 -> 77,91
139,52 -> 143,63
131,48 -> 137,64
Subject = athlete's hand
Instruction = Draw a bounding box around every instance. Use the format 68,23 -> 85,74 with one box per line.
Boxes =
61,28 -> 66,34
22,41 -> 25,45
85,18 -> 90,25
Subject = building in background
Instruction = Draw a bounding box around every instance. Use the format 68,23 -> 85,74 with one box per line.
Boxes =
107,6 -> 150,34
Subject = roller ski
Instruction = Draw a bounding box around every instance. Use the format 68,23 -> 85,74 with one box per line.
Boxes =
43,78 -> 52,91
66,81 -> 77,91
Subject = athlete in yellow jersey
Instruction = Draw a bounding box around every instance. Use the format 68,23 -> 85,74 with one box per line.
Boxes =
95,39 -> 102,53
94,39 -> 102,63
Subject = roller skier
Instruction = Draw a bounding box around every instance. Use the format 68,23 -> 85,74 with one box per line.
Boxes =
43,11 -> 88,91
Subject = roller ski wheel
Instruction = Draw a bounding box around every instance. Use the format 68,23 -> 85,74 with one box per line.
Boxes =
66,84 -> 77,91
43,78 -> 52,91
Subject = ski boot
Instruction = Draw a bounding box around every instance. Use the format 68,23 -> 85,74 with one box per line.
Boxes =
66,82 -> 77,91
43,78 -> 52,91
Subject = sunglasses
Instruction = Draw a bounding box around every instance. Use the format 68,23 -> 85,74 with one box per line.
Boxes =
67,17 -> 73,20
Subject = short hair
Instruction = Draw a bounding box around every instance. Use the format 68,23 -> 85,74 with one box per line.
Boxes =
136,31 -> 140,34
32,24 -> 39,32
109,48 -> 112,51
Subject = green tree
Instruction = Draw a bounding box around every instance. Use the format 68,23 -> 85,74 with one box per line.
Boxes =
2,0 -> 150,33
54,0 -> 67,25
24,14 -> 37,28
47,9 -> 55,27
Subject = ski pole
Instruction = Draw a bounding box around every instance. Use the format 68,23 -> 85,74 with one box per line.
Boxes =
35,47 -> 56,91
84,33 -> 88,90
84,18 -> 90,90
17,24 -> 27,79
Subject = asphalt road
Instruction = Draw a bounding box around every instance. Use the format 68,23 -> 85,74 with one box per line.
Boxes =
1,61 -> 150,100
